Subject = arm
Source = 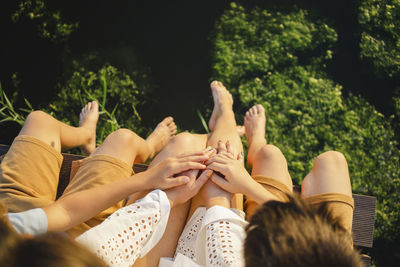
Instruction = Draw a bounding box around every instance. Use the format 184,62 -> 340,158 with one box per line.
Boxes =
43,150 -> 211,232
206,142 -> 278,204
76,170 -> 211,267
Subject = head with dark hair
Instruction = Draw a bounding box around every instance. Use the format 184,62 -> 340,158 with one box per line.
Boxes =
0,202 -> 106,267
244,196 -> 362,267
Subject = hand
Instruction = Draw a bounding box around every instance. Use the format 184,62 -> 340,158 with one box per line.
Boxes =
144,148 -> 213,190
165,169 -> 213,207
206,141 -> 256,195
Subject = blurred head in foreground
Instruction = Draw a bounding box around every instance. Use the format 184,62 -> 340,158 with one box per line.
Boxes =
245,196 -> 362,267
0,202 -> 106,267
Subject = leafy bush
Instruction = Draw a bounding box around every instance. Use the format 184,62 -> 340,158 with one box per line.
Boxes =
359,0 -> 400,78
210,3 -> 400,265
49,62 -> 152,144
12,0 -> 78,42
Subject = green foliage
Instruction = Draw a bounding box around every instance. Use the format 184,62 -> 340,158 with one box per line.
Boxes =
49,63 -> 151,144
211,2 -> 400,263
12,0 -> 78,42
359,0 -> 400,77
0,83 -> 33,125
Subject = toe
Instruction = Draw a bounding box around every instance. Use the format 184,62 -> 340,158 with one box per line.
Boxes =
211,80 -> 219,88
250,106 -> 257,115
162,116 -> 174,125
171,126 -> 177,135
91,101 -> 99,110
256,104 -> 264,114
87,102 -> 92,110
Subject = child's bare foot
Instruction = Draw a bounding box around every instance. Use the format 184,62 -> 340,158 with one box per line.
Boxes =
244,104 -> 267,166
146,117 -> 177,158
208,81 -> 234,131
79,101 -> 99,155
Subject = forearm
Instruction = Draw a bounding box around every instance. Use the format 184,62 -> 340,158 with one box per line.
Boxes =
44,172 -> 150,232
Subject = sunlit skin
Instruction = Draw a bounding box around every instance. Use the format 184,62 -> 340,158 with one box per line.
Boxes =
13,101 -> 213,233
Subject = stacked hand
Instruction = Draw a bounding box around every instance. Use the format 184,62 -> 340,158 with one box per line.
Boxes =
144,148 -> 213,190
157,141 -> 273,208
206,140 -> 255,195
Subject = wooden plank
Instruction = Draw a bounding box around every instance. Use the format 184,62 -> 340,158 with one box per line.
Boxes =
352,194 -> 376,248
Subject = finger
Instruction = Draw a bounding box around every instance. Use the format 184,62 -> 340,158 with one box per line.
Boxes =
205,155 -> 229,165
163,176 -> 190,189
211,174 -> 230,191
237,151 -> 244,163
178,154 -> 211,163
226,140 -> 232,154
207,162 -> 229,176
172,161 -> 207,174
191,170 -> 212,193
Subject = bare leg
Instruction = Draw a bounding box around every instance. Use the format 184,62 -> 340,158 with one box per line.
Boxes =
301,151 -> 352,197
189,81 -> 244,218
19,101 -> 99,154
91,117 -> 177,166
132,132 -> 208,267
244,104 -> 293,218
301,151 -> 353,231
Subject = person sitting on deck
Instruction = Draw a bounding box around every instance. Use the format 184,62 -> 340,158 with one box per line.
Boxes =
0,100 -> 212,266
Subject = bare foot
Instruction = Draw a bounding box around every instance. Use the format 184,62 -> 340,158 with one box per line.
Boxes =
79,101 -> 99,155
244,104 -> 267,166
208,81 -> 234,131
146,116 -> 177,158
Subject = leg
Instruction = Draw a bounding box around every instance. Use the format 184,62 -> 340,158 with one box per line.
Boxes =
0,102 -> 99,212
189,81 -> 244,218
63,118 -> 177,237
91,116 -> 176,166
301,151 -> 352,197
244,104 -> 293,218
132,132 -> 208,267
301,151 -> 353,231
20,101 -> 99,154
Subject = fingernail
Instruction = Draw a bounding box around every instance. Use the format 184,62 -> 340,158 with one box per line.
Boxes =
206,170 -> 213,178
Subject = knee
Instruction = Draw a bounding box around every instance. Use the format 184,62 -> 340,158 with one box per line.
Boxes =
25,110 -> 50,124
169,132 -> 197,146
314,151 -> 348,169
109,128 -> 140,146
256,144 -> 286,162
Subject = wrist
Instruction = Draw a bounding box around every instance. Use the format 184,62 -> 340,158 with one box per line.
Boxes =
206,196 -> 231,209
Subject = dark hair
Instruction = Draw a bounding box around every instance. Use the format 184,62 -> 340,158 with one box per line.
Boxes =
244,196 -> 362,267
0,202 -> 106,267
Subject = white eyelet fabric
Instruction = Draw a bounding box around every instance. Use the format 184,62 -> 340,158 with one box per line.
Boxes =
76,190 -> 170,267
